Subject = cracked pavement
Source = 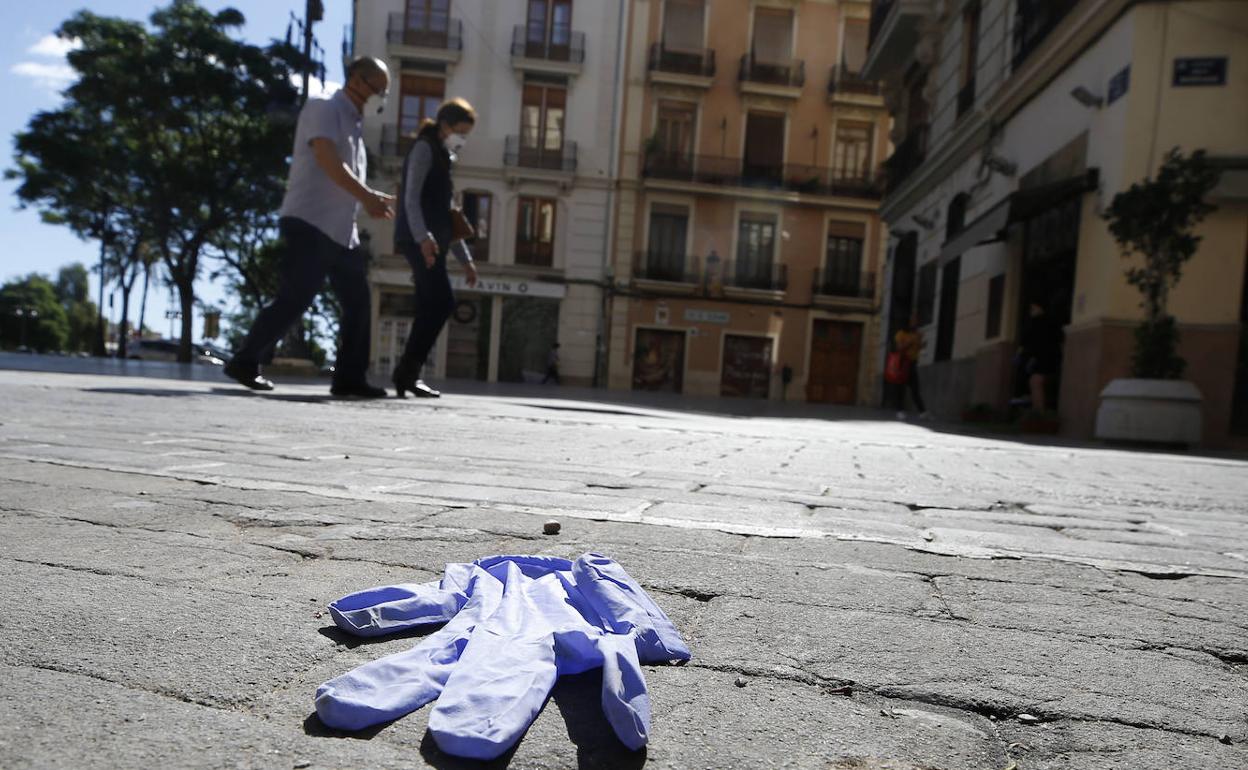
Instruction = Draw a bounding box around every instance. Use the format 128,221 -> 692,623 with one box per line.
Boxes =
0,366 -> 1246,769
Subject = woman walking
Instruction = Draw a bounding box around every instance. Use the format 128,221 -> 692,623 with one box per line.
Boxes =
392,98 -> 479,398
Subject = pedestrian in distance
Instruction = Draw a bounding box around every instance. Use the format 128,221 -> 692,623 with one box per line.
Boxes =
1018,300 -> 1063,412
390,99 -> 480,399
894,314 -> 931,420
542,343 -> 561,385
224,57 -> 395,397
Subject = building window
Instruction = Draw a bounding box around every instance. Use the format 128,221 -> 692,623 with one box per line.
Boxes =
946,192 -> 969,240
958,2 -> 980,117
833,121 -> 874,181
916,261 -> 938,327
662,0 -> 704,52
526,0 -> 573,58
985,273 -> 1005,339
516,197 -> 557,266
823,221 -> 865,295
842,18 -> 868,75
752,7 -> 793,63
743,112 -> 785,184
735,214 -> 777,289
462,191 -> 492,263
935,257 -> 961,361
655,101 -> 696,167
520,81 -> 566,166
645,204 -> 690,281
399,74 -> 445,143
404,0 -> 450,46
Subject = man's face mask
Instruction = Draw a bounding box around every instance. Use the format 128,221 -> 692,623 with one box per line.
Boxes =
367,79 -> 389,115
445,133 -> 468,158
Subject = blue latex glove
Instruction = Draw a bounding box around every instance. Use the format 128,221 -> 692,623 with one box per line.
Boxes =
315,553 -> 691,760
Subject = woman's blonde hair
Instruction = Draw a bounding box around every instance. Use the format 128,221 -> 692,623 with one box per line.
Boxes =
417,98 -> 477,136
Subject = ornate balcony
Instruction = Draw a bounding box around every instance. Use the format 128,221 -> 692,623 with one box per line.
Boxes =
633,253 -> 702,288
738,54 -> 805,99
643,152 -> 883,200
510,25 -> 585,77
385,12 -> 462,65
648,43 -> 716,89
827,65 -> 883,105
504,135 -> 577,175
812,268 -> 876,305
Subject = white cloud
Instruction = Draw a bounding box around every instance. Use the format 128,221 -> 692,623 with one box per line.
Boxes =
291,73 -> 343,99
28,34 -> 81,58
11,61 -> 75,90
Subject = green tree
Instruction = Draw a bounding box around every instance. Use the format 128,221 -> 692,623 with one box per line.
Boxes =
0,275 -> 70,352
1103,148 -> 1221,379
54,263 -> 100,352
9,1 -> 302,362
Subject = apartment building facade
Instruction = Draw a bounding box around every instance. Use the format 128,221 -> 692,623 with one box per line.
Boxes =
864,0 -> 1248,445
605,0 -> 891,404
350,0 -> 627,386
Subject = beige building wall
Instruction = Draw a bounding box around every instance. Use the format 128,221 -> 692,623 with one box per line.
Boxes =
608,0 -> 890,404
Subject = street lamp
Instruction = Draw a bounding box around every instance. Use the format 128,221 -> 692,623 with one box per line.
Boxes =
12,306 -> 39,351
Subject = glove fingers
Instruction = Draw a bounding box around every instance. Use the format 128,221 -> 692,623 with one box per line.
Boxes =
598,632 -> 651,751
428,628 -> 558,760
315,630 -> 466,731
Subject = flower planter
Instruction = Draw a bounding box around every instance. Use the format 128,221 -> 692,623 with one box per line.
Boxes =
1094,378 -> 1203,446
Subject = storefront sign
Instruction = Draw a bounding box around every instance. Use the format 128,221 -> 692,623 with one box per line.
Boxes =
1173,57 -> 1227,87
449,275 -> 567,298
1107,66 -> 1130,104
684,309 -> 730,324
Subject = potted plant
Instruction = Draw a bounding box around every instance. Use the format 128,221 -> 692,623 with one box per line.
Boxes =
1095,148 -> 1221,445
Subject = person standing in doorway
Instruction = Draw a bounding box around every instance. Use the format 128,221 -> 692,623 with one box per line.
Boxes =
391,99 -> 479,399
542,343 -> 561,385
1019,301 -> 1063,412
894,314 -> 931,420
224,57 -> 394,397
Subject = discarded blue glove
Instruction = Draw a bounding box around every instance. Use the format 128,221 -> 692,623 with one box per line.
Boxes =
315,553 -> 692,760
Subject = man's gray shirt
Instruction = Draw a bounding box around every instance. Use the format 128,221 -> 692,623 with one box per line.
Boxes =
279,90 -> 365,249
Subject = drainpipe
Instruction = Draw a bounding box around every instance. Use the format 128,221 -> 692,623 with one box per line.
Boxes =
594,0 -> 628,388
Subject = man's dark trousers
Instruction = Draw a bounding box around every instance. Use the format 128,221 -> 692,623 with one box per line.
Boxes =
233,217 -> 371,388
398,242 -> 454,374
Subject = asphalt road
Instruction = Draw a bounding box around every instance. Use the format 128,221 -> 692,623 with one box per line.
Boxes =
1,362 -> 1245,769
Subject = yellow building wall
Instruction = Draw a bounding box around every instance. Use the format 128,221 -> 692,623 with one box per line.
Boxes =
1089,2 -> 1248,325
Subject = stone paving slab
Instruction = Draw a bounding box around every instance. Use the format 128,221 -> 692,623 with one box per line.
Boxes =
1,368 -> 1247,769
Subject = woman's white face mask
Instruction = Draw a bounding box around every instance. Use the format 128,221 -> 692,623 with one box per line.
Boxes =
445,133 -> 468,158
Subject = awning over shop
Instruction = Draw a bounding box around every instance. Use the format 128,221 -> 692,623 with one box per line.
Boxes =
939,169 -> 1100,262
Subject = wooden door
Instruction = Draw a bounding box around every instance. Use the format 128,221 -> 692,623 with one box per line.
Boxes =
806,320 -> 862,404
632,329 -> 685,392
721,334 -> 773,398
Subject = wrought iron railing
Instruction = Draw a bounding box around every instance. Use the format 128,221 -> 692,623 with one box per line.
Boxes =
643,152 -> 883,200
883,125 -> 929,195
828,65 -> 882,96
739,54 -> 805,88
511,24 -> 586,63
386,13 -> 463,50
722,260 -> 788,292
633,253 -> 701,284
504,135 -> 578,173
813,268 -> 876,300
649,43 -> 716,77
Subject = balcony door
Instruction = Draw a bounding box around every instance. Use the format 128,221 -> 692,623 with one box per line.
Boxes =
655,101 -> 696,173
404,0 -> 450,47
526,0 -> 572,60
647,204 -> 689,281
399,75 -> 445,149
520,82 -> 566,168
833,121 -> 873,182
516,197 -> 557,266
842,18 -> 868,75
743,112 -> 784,184
824,221 -> 866,296
751,7 -> 793,64
735,215 -> 777,289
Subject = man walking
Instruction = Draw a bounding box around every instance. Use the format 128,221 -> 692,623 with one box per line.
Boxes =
224,57 -> 395,397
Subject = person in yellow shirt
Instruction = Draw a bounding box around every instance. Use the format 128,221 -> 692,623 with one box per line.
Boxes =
893,314 -> 930,420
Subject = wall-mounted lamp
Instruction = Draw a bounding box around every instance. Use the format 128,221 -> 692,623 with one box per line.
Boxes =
984,154 -> 1017,177
1069,86 -> 1104,109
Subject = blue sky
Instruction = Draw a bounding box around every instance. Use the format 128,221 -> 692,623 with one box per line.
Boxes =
1,1 -> 351,342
